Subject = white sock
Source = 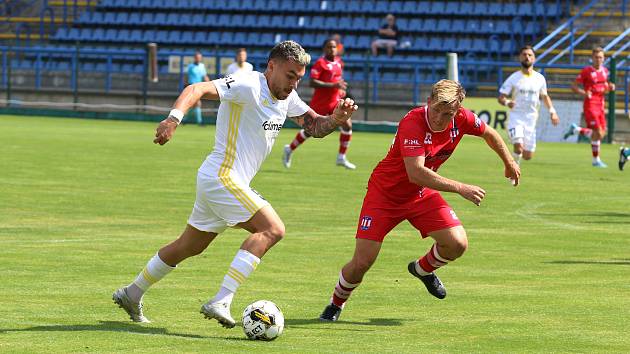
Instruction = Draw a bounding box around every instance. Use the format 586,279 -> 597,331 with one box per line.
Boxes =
212,249 -> 260,305
512,152 -> 522,164
573,125 -> 582,135
338,153 -> 346,160
128,253 -> 175,303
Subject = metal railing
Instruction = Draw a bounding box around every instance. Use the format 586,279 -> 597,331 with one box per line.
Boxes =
1,46 -> 628,115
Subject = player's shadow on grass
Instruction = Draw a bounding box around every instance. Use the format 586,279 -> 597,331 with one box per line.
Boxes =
286,317 -> 403,329
0,321 -> 248,341
546,260 -> 630,266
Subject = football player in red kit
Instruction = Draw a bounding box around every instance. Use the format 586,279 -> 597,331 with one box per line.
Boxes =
565,47 -> 615,167
283,38 -> 356,169
319,80 -> 521,321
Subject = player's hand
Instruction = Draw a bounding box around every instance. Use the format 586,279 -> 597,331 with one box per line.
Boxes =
507,101 -> 516,109
335,79 -> 348,90
550,112 -> 560,126
339,89 -> 347,98
505,160 -> 521,187
332,98 -> 358,125
608,82 -> 615,92
153,117 -> 179,145
585,90 -> 592,99
458,184 -> 486,206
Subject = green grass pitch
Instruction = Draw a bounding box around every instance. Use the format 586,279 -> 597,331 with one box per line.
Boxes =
1,115 -> 629,353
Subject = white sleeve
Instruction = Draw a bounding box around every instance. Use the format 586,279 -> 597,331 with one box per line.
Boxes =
201,63 -> 207,75
225,63 -> 236,75
212,73 -> 252,104
499,73 -> 515,96
286,90 -> 310,117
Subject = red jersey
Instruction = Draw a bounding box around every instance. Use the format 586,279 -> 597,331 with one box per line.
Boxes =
368,106 -> 486,203
576,66 -> 609,109
309,56 -> 343,115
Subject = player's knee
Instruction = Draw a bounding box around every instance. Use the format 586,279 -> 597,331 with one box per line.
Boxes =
523,154 -> 532,161
263,223 -> 286,244
352,256 -> 376,274
450,237 -> 468,258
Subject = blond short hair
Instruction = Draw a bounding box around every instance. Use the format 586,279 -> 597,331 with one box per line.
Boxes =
592,46 -> 604,55
430,79 -> 466,107
268,40 -> 311,66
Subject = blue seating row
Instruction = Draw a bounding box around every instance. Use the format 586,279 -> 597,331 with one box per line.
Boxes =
98,0 -> 561,18
76,11 -> 539,36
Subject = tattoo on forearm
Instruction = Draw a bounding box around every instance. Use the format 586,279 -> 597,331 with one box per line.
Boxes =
292,112 -> 339,138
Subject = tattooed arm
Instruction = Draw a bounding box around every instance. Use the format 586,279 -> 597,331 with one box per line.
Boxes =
289,98 -> 358,138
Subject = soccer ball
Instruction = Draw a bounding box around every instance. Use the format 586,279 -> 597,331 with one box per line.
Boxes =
242,300 -> 284,341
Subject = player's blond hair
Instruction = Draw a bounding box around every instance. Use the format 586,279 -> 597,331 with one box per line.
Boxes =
430,79 -> 466,108
592,46 -> 604,55
268,40 -> 311,66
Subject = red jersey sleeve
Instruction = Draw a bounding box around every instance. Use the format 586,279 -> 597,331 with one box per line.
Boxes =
460,109 -> 486,136
310,59 -> 323,80
397,111 -> 426,157
575,67 -> 587,85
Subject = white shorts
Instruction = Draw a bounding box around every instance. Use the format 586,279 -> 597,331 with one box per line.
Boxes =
372,39 -> 398,48
188,172 -> 269,234
507,113 -> 537,152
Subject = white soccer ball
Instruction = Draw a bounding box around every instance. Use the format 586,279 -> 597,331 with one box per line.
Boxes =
242,300 -> 284,341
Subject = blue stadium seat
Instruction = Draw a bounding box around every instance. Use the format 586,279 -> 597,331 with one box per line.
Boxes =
350,17 -> 365,31
92,28 -> 105,41
246,32 -> 260,45
251,0 -> 267,11
233,32 -> 246,45
219,32 -> 233,45
465,19 -> 481,34
192,31 -> 206,44
140,12 -> 153,24
243,14 -> 257,28
166,13 -> 179,26
179,13 -> 192,25
456,38 -> 472,52
207,32 -> 220,44
155,30 -> 168,43
153,13 -> 166,25
104,28 -> 117,42
427,37 -> 441,51
270,15 -> 283,29
444,1 -> 459,15
422,18 -> 436,33
260,33 -> 274,45
495,20 -> 510,34
480,20 -> 496,33
518,3 -> 533,16
436,19 -> 451,32
378,0 -> 394,13
366,17 -> 380,31
396,18 -> 409,31
502,3 -> 517,16
204,14 -> 218,26
217,14 -> 231,27
118,29 -> 131,43
103,12 -> 116,24
488,2 -> 502,16
79,28 -> 91,41
473,2 -> 488,14
429,1 -> 446,15
258,15 -> 271,29
408,18 -> 422,32
451,19 -> 465,33
472,38 -> 486,52
412,35 -> 428,50
457,1 -> 473,15
116,12 -> 129,23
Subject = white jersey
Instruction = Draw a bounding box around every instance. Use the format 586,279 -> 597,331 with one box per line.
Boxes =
225,61 -> 254,76
200,71 -> 309,184
499,70 -> 548,119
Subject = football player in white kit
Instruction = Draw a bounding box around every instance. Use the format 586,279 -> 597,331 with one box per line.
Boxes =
498,45 -> 560,163
113,41 -> 358,328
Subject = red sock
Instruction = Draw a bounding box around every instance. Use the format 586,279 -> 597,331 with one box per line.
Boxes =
579,128 -> 593,138
339,129 -> 352,155
591,140 -> 600,158
289,130 -> 308,151
331,271 -> 360,308
417,244 -> 451,274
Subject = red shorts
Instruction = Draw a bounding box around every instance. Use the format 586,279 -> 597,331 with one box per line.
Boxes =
355,188 -> 462,242
584,108 -> 606,130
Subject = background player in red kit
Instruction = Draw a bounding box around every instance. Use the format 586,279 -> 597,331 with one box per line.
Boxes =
283,39 -> 356,169
319,80 -> 521,321
565,47 -> 615,167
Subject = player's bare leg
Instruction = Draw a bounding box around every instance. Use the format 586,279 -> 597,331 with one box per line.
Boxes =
522,150 -> 534,161
201,206 -> 285,328
337,119 -> 356,169
114,225 -> 216,323
320,239 -> 382,321
408,226 -> 468,299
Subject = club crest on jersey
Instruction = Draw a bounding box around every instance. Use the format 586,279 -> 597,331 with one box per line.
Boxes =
360,216 -> 372,230
423,133 -> 432,145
